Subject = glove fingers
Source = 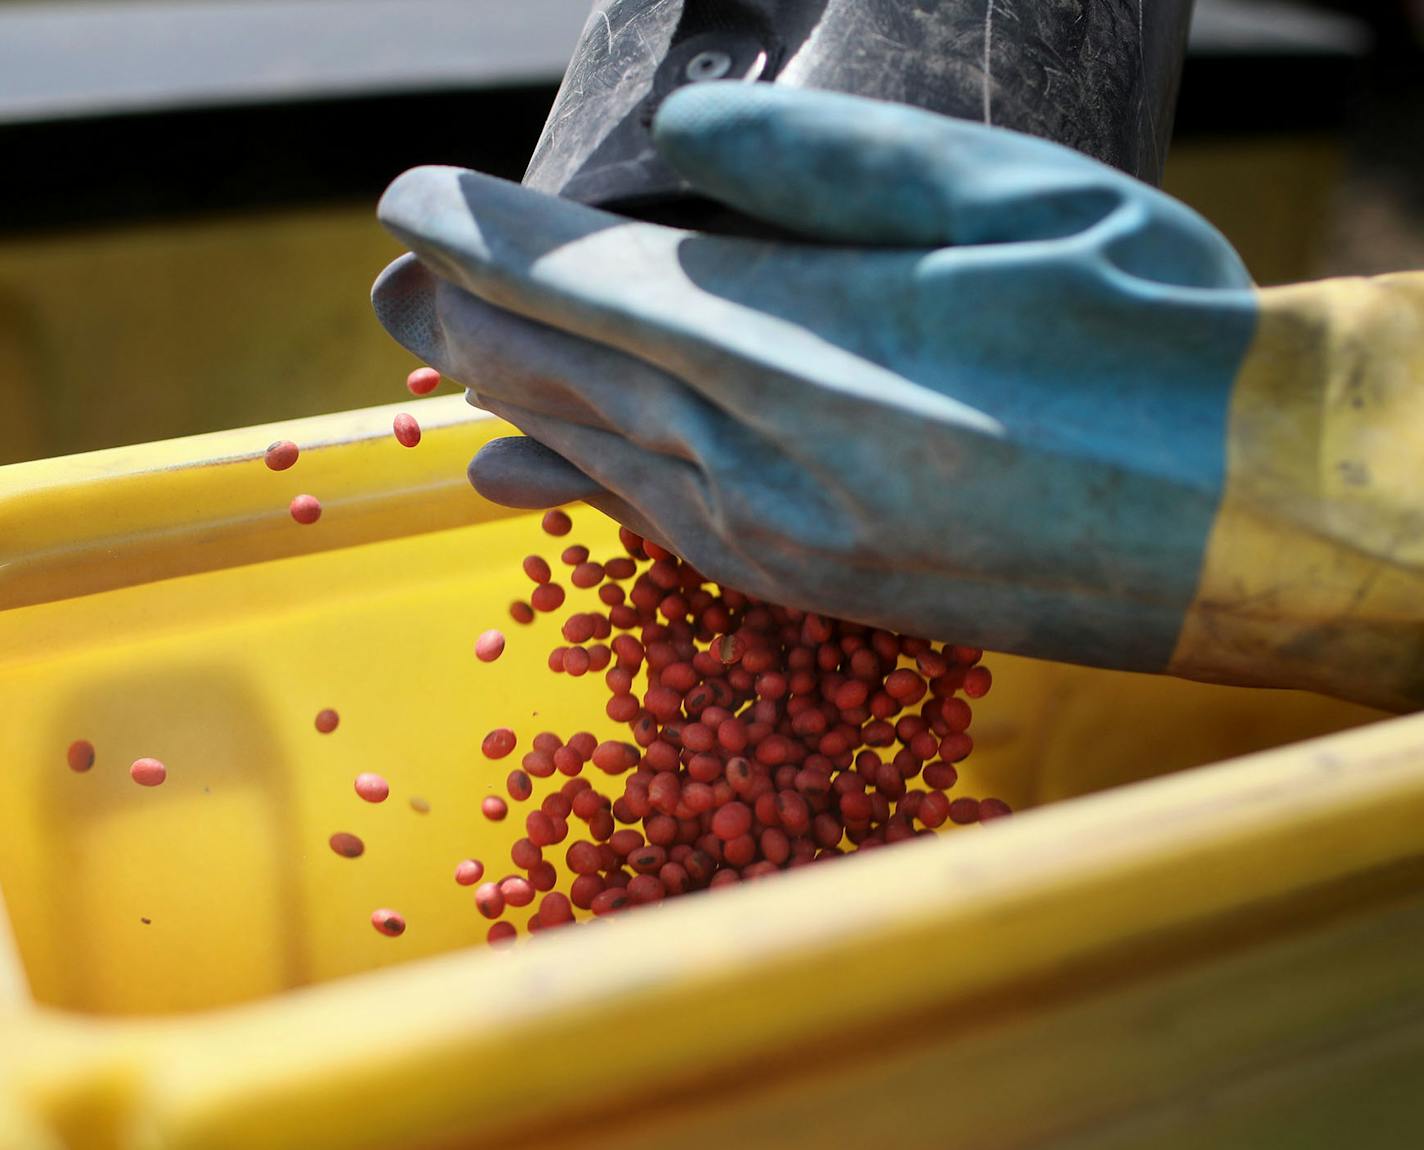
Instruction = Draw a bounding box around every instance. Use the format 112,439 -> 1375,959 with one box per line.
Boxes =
467,435 -> 606,509
652,82 -> 1131,247
467,434 -> 677,555
377,167 -> 997,446
421,275 -> 746,465
473,398 -> 768,586
474,397 -> 706,528
373,253 -> 618,434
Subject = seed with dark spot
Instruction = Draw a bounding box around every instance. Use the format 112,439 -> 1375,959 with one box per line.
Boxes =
67,739 -> 95,772
264,440 -> 299,471
329,832 -> 365,858
371,909 -> 406,937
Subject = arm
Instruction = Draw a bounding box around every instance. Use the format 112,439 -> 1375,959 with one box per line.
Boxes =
1172,273 -> 1424,709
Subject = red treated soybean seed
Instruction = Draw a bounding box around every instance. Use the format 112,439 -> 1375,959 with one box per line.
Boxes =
314,708 -> 340,734
475,630 -> 506,663
130,757 -> 167,787
481,796 -> 509,821
540,892 -> 574,926
474,883 -> 506,919
67,739 -> 95,772
979,797 -> 1014,820
512,838 -> 543,869
509,601 -> 536,625
329,832 -> 365,858
531,583 -> 566,613
372,909 -> 406,937
963,665 -> 993,698
406,366 -> 441,395
264,440 -> 299,471
507,769 -> 534,802
393,413 -> 421,447
455,858 -> 485,885
487,921 -> 517,945
482,728 -> 517,759
561,545 -> 590,566
605,557 -> 637,580
541,509 -> 573,536
571,562 -> 604,589
355,773 -> 389,803
289,494 -> 322,524
523,555 -> 552,584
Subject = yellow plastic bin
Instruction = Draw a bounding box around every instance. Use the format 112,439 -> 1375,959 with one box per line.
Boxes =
2,399 -> 1423,1150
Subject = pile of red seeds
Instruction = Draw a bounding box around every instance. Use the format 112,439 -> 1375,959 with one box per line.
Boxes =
471,510 -> 1011,942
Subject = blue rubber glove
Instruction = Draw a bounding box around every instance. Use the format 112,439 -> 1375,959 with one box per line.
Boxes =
370,84 -> 1289,681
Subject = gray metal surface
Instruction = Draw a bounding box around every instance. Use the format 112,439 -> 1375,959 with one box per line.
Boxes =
0,0 -> 1370,128
1188,0 -> 1370,55
0,0 -> 592,124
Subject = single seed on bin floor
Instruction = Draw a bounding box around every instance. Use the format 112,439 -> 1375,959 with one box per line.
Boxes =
264,440 -> 299,471
392,413 -> 422,447
409,795 -> 431,814
130,757 -> 167,787
487,921 -> 517,945
542,509 -> 572,536
67,739 -> 95,772
523,555 -> 552,584
481,796 -> 508,821
371,909 -> 406,937
509,601 -> 535,625
475,630 -> 506,663
979,797 -> 1013,820
482,728 -> 517,759
289,494 -> 322,524
507,769 -> 533,802
406,366 -> 441,395
314,708 -> 340,734
455,858 -> 485,885
355,773 -> 389,802
561,545 -> 590,566
329,832 -> 365,858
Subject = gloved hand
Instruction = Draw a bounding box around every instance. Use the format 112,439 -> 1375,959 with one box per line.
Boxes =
373,83 -> 1424,711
